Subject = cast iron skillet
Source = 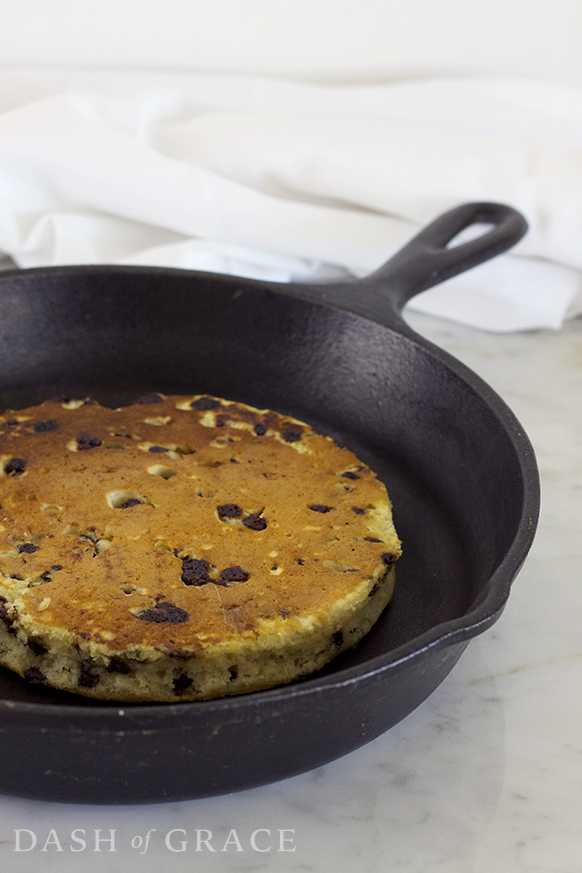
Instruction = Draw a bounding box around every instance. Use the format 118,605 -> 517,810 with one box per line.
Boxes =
0,201 -> 539,804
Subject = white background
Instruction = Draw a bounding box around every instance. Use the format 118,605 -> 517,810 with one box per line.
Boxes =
1,0 -> 581,87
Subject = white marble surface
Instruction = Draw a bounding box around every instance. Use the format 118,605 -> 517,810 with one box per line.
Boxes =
0,309 -> 580,873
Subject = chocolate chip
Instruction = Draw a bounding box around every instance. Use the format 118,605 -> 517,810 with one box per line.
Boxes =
107,657 -> 131,674
51,565 -> 62,571
78,663 -> 100,688
24,667 -> 46,684
219,565 -> 249,584
331,630 -> 344,648
173,673 -> 193,696
148,445 -> 167,453
351,507 -> 366,515
254,422 -> 267,436
163,650 -> 188,662
18,543 -> 38,554
5,458 -> 26,475
364,537 -> 382,543
120,498 -> 142,508
0,610 -> 16,633
138,601 -> 190,624
33,419 -> 59,433
341,471 -> 360,480
27,637 -> 47,656
181,558 -> 212,586
297,558 -> 305,565
281,428 -> 302,443
0,605 -> 15,629
217,503 -> 243,518
381,552 -> 398,564
243,514 -> 267,531
215,417 -> 225,427
310,504 -> 332,513
191,396 -> 220,411
76,433 -> 102,450
137,393 -> 164,404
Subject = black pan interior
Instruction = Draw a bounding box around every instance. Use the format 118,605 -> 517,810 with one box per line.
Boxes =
0,266 -> 525,709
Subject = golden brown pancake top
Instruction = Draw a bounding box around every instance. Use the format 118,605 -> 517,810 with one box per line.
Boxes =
0,395 -> 400,654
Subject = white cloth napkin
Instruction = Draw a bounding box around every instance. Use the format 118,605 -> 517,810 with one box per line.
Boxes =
0,68 -> 581,332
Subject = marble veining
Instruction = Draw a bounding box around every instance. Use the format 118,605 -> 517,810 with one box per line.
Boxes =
1,309 -> 581,873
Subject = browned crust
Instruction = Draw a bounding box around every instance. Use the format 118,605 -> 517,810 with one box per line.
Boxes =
0,394 -> 401,697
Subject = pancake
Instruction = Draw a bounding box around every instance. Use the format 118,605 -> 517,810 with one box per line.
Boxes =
0,393 -> 401,701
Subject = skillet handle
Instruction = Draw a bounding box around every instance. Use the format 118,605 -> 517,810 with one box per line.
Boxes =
360,201 -> 528,313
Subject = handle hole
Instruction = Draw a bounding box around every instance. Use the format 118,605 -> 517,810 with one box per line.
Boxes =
446,222 -> 495,249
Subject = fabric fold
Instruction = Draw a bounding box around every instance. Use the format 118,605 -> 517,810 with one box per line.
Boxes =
0,69 -> 581,331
